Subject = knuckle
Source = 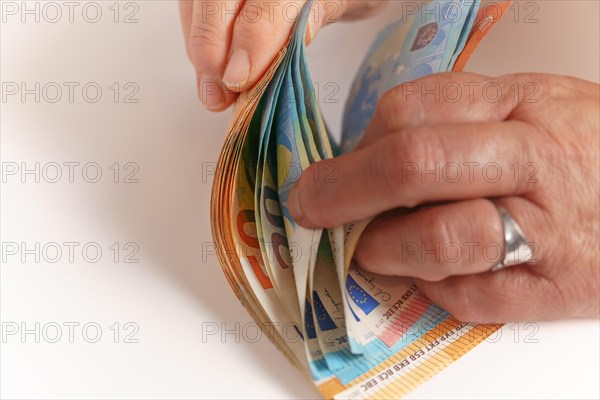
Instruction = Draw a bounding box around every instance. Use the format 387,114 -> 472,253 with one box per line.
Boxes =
383,129 -> 447,207
418,209 -> 464,277
371,135 -> 408,203
517,72 -> 548,91
377,84 -> 425,130
499,72 -> 548,103
402,127 -> 447,167
421,208 -> 453,247
422,209 -> 453,252
190,22 -> 224,52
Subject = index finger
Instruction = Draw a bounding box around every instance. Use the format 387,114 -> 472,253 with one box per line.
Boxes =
287,120 -> 543,228
357,72 -> 540,149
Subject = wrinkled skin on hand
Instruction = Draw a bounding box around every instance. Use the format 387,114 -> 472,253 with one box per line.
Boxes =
288,72 -> 600,322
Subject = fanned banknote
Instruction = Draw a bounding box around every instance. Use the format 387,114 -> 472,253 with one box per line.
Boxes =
210,1 -> 510,398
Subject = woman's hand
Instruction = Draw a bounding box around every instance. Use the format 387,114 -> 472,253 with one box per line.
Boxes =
287,72 -> 600,322
179,0 -> 384,111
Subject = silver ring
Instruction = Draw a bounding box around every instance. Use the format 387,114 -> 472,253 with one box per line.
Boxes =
491,203 -> 534,272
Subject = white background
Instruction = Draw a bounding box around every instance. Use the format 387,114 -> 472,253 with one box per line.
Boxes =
1,1 -> 599,399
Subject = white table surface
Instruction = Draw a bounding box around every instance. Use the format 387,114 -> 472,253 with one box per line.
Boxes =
1,1 -> 599,398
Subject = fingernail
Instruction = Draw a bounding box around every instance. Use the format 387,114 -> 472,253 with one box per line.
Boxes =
223,50 -> 250,91
198,75 -> 225,110
287,184 -> 304,222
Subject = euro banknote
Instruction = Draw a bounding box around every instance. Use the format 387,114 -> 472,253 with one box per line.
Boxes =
210,1 -> 510,398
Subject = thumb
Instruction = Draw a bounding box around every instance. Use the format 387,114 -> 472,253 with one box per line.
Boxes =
222,0 -> 306,92
223,0 -> 381,92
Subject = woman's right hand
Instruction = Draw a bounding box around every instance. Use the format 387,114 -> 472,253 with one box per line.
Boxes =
179,0 -> 385,111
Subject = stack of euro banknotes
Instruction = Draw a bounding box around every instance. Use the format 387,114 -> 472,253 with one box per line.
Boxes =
211,1 -> 511,398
